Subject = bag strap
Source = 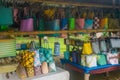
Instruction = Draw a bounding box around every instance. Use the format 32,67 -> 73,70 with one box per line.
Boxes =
29,41 -> 38,51
43,36 -> 49,49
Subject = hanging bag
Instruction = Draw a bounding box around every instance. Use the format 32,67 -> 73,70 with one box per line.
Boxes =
108,9 -> 119,29
60,8 -> 68,38
84,9 -> 94,29
20,18 -> 34,32
44,8 -> 60,37
43,39 -> 54,63
75,8 -> 85,30
99,39 -> 107,52
0,1 -> 13,25
91,39 -> 100,54
20,6 -> 34,32
68,8 -> 75,30
93,9 -> 100,29
99,9 -> 108,29
110,37 -> 120,48
29,41 -> 42,75
60,8 -> 68,30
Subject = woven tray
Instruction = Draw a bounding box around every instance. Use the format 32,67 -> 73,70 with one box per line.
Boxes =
0,63 -> 18,73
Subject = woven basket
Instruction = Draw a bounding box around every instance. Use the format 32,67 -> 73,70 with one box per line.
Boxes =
0,63 -> 18,73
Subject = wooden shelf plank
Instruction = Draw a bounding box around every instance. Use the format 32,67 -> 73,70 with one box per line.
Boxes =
0,29 -> 119,36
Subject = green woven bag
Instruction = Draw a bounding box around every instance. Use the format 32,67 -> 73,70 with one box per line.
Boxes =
0,7 -> 13,25
97,54 -> 107,66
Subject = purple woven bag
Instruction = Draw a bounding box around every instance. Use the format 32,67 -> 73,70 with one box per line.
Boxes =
20,18 -> 33,32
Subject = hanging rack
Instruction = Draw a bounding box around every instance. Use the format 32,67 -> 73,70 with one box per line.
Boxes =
2,0 -> 120,8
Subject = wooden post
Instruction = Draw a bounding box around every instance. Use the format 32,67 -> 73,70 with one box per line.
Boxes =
84,74 -> 90,80
106,72 -> 110,77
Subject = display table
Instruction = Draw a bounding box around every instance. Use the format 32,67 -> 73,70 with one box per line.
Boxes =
0,67 -> 70,80
61,59 -> 120,80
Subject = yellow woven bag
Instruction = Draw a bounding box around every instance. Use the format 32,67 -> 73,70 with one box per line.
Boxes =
82,42 -> 93,55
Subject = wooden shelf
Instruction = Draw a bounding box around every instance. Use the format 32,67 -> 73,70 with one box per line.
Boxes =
0,29 -> 119,36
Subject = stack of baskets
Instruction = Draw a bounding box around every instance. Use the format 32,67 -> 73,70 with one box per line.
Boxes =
0,38 -> 18,73
0,39 -> 16,58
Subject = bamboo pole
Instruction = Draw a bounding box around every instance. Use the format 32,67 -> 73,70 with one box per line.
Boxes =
29,0 -> 119,8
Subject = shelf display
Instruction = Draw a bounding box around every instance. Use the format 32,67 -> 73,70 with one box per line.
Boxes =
62,33 -> 120,80
0,0 -> 120,80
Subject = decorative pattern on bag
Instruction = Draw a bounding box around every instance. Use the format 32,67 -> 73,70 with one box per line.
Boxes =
75,18 -> 85,30
39,47 -> 46,63
26,67 -> 34,77
93,17 -> 100,29
44,48 -> 54,63
107,53 -> 119,65
100,18 -> 108,29
97,54 -> 107,66
84,19 -> 93,29
49,62 -> 56,72
60,18 -> 68,30
21,51 -> 34,68
81,54 -> 97,67
34,50 -> 41,67
34,66 -> 42,76
86,55 -> 97,67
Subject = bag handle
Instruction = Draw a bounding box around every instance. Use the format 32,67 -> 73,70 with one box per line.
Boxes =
59,8 -> 65,19
43,36 -> 49,49
29,41 -> 38,51
0,0 -> 6,7
76,7 -> 80,18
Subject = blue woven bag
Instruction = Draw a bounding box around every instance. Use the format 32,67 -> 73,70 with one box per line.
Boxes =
45,19 -> 60,37
84,19 -> 93,29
